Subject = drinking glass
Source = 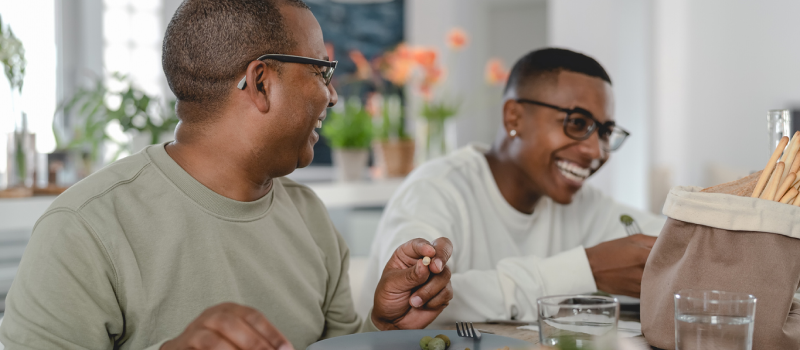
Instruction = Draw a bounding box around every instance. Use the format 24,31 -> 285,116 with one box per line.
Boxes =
537,295 -> 619,350
674,290 -> 757,350
768,109 -> 792,155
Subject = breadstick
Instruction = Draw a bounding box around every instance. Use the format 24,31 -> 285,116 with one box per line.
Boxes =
775,172 -> 797,201
793,192 -> 800,206
780,132 -> 799,162
790,150 -> 800,174
762,162 -> 785,200
753,136 -> 790,197
780,131 -> 800,185
780,187 -> 798,204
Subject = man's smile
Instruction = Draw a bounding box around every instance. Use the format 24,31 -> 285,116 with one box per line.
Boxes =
556,159 -> 591,185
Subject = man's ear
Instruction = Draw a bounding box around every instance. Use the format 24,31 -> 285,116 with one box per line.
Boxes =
243,60 -> 274,114
502,99 -> 522,136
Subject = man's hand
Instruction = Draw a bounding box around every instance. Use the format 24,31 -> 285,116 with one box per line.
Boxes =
585,234 -> 657,298
161,303 -> 294,350
372,237 -> 454,330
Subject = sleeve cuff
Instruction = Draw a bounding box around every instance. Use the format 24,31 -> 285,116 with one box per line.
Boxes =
358,309 -> 381,333
496,246 -> 597,321
536,246 -> 597,296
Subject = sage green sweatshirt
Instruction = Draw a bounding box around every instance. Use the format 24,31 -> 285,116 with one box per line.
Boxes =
0,144 -> 378,349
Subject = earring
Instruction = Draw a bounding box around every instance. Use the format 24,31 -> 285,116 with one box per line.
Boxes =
509,130 -> 517,137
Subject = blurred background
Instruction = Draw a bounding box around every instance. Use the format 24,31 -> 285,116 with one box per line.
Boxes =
1,0 -> 799,313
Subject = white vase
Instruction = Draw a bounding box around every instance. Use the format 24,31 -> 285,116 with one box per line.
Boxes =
332,149 -> 369,182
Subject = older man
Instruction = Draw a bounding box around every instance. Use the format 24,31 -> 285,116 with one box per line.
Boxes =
359,48 -> 665,325
0,0 -> 452,349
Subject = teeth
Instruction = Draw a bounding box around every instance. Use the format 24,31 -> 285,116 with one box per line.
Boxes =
559,168 -> 585,183
556,160 -> 590,182
317,120 -> 322,128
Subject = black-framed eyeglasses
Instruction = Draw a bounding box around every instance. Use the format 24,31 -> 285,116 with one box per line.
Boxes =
515,98 -> 630,151
237,54 -> 338,89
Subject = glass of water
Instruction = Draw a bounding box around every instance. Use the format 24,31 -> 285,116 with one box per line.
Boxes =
768,109 -> 792,155
674,290 -> 757,350
537,295 -> 619,350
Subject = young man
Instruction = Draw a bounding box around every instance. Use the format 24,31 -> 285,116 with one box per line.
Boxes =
0,0 -> 453,348
359,48 -> 664,324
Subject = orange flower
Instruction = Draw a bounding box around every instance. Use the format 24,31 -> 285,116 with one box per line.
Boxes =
380,43 -> 417,86
394,43 -> 415,60
349,50 -> 372,80
485,58 -> 510,86
422,66 -> 444,86
413,48 -> 437,69
446,28 -> 469,50
419,66 -> 444,101
384,59 -> 414,86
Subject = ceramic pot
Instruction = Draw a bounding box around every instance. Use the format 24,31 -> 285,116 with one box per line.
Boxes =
332,148 -> 369,182
374,139 -> 415,178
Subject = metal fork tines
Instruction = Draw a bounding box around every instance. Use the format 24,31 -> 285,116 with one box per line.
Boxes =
455,322 -> 482,340
620,214 -> 642,236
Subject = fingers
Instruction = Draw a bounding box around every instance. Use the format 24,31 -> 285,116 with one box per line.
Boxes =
426,281 -> 454,309
392,238 -> 437,269
429,237 -> 453,274
186,329 -> 238,350
203,311 -> 272,349
170,303 -> 294,350
237,306 -> 294,350
630,233 -> 657,248
392,259 -> 432,297
410,266 -> 453,308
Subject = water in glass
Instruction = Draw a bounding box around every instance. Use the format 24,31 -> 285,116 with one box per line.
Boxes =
675,314 -> 754,350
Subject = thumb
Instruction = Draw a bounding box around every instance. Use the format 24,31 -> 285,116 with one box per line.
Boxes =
392,259 -> 430,292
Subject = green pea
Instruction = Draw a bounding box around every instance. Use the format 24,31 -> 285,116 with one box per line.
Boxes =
419,336 -> 433,350
434,334 -> 451,348
427,337 -> 446,350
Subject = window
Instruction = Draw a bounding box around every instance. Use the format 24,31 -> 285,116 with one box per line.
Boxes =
0,1 -> 58,158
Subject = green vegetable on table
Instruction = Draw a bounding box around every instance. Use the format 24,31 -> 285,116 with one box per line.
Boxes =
420,333 -> 453,350
427,337 -> 446,350
434,334 -> 451,347
420,336 -> 433,349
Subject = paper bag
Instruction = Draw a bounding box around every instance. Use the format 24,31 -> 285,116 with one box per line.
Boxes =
640,186 -> 800,349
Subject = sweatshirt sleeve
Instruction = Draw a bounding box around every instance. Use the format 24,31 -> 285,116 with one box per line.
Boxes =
365,179 -> 599,324
0,209 -> 124,349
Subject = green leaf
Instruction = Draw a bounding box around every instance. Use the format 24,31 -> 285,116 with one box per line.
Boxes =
321,96 -> 374,149
52,71 -> 180,163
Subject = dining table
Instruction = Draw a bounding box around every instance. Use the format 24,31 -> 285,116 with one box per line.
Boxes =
439,313 -> 654,349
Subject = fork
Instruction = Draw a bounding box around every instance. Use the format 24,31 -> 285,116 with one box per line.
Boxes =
455,322 -> 482,340
619,214 -> 642,236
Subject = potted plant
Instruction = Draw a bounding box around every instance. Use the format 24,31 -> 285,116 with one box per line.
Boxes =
321,96 -> 373,182
54,72 -> 178,176
368,93 -> 415,178
0,15 -> 34,198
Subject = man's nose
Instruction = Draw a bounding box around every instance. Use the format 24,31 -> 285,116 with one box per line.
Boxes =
327,83 -> 338,108
580,130 -> 607,161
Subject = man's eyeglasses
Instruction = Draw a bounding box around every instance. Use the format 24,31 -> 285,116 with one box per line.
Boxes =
515,98 -> 630,151
237,54 -> 338,89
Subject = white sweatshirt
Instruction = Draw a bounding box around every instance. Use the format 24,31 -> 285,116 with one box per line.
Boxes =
357,144 -> 665,325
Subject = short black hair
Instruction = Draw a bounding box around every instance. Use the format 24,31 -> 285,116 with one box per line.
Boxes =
504,48 -> 611,95
162,0 -> 309,118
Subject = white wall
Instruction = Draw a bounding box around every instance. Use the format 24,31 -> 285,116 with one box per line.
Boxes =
548,0 -> 653,211
652,0 -> 800,208
405,0 -> 548,160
